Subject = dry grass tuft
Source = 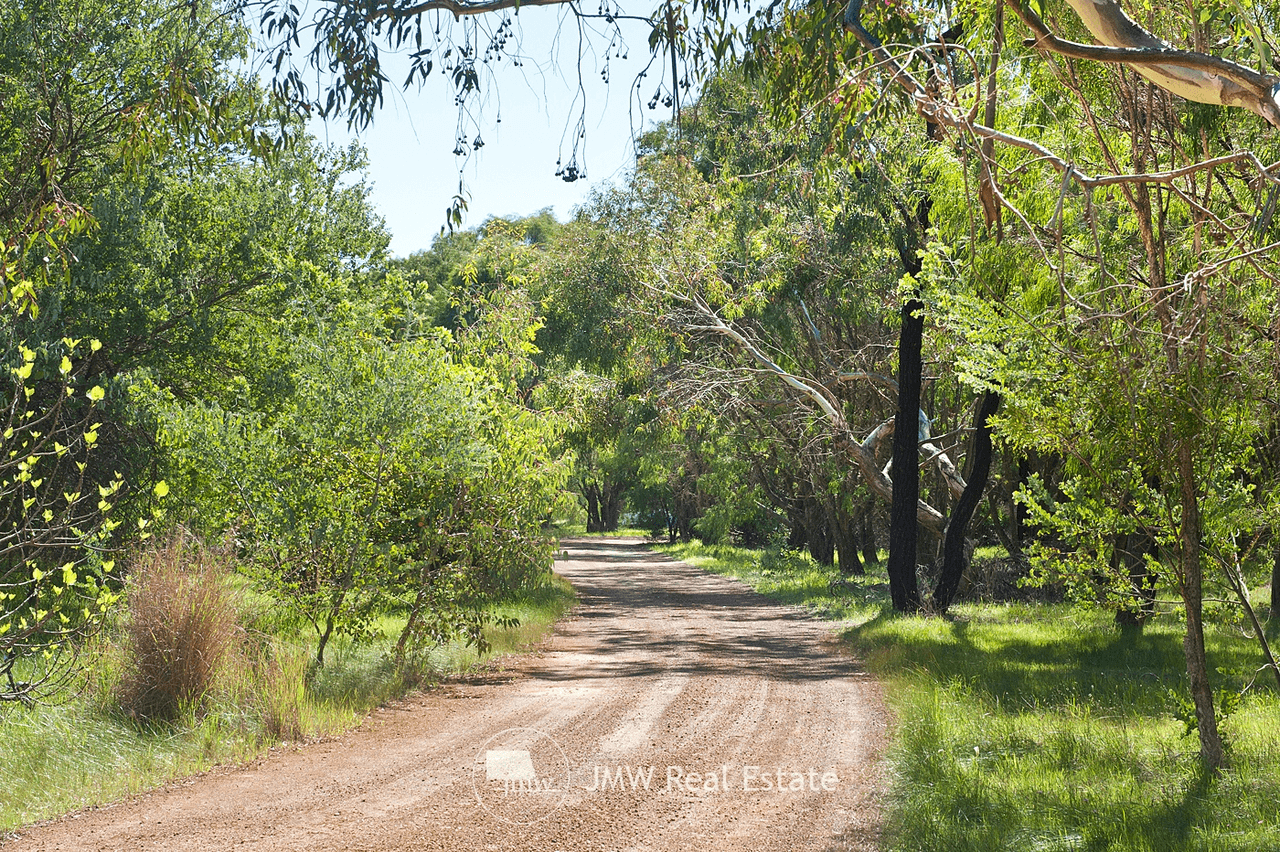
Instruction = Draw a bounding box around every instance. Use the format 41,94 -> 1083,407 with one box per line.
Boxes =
117,530 -> 239,721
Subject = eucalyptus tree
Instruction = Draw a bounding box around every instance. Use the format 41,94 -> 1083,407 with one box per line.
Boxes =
605,78 -> 993,589
843,0 -> 1280,770
2,0 -> 289,312
239,0 -> 984,610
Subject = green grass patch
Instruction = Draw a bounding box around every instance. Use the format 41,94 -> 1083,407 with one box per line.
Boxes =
427,574 -> 578,673
658,540 -> 1280,852
0,575 -> 576,836
549,520 -> 655,539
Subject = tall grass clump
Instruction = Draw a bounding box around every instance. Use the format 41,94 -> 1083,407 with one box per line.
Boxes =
255,639 -> 312,741
117,530 -> 240,721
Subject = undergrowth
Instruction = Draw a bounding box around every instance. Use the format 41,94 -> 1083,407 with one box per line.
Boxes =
658,540 -> 1280,852
117,531 -> 240,721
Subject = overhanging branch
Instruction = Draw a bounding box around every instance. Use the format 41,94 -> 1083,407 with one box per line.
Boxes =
680,292 -> 948,532
1006,0 -> 1280,127
369,0 -> 576,21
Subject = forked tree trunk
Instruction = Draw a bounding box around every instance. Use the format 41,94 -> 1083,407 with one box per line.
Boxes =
315,613 -> 336,668
396,581 -> 429,663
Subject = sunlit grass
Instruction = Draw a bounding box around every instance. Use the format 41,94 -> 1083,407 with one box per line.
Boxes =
0,698 -> 264,833
658,540 -> 887,621
660,540 -> 1280,852
428,574 -> 578,672
550,521 -> 655,539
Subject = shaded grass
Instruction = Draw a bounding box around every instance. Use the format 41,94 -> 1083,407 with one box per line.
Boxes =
658,540 -> 1280,852
0,574 -> 576,836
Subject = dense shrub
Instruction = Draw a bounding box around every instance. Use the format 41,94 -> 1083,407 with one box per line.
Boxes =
151,294 -> 567,665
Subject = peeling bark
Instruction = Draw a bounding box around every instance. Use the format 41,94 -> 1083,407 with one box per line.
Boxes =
979,0 -> 1005,231
684,298 -> 949,534
1011,0 -> 1280,127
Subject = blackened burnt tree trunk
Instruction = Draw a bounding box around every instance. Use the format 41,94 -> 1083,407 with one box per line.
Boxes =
933,389 -> 1000,612
887,298 -> 924,612
1272,537 -> 1280,620
885,191 -> 933,613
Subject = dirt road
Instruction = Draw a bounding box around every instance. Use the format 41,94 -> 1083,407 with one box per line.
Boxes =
8,539 -> 888,851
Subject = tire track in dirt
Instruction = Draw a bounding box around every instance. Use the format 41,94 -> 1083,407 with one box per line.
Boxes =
6,538 -> 888,851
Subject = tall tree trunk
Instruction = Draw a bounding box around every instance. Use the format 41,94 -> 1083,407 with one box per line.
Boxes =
809,534 -> 835,566
807,495 -> 835,566
1177,441 -> 1224,770
933,390 -> 1001,613
787,504 -> 807,550
584,484 -> 602,533
887,299 -> 925,612
834,501 -> 864,576
860,498 -> 879,568
602,481 -> 623,531
1271,534 -> 1280,620
1015,456 -> 1031,548
1114,530 -> 1157,629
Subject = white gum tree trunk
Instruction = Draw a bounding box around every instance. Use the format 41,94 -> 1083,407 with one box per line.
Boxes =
1035,0 -> 1280,125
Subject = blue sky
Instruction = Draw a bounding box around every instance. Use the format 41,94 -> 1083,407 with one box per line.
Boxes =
305,7 -> 670,257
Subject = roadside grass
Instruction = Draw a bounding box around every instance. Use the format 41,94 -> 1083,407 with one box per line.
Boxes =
0,575 -> 576,836
428,574 -> 578,672
658,540 -> 1280,852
